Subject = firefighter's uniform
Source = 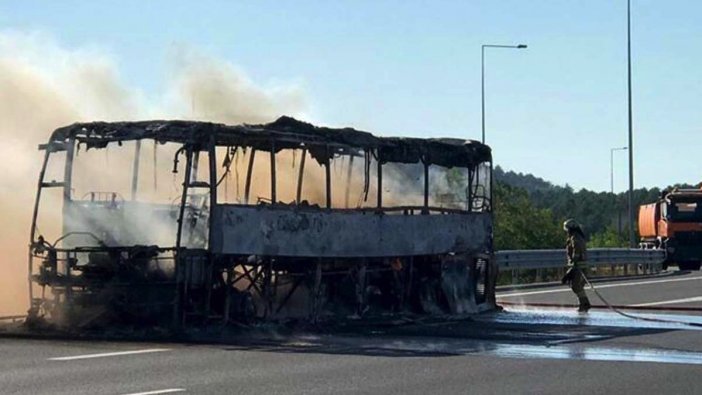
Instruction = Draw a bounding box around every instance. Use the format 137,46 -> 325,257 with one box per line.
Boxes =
563,219 -> 591,312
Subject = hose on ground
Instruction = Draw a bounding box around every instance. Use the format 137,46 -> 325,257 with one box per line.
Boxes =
580,271 -> 702,329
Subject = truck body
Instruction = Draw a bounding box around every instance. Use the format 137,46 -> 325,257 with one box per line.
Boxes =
639,188 -> 702,270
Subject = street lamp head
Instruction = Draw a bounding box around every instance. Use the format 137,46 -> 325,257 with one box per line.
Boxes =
481,42 -> 528,143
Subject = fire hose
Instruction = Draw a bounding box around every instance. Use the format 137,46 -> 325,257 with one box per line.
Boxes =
579,270 -> 702,329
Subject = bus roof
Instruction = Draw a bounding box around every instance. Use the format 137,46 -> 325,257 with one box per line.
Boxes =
49,116 -> 491,168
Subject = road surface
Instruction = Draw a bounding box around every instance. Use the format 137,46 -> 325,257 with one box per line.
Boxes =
2,270 -> 702,394
498,268 -> 702,309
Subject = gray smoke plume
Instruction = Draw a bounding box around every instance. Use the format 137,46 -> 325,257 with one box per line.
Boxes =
0,30 -> 307,315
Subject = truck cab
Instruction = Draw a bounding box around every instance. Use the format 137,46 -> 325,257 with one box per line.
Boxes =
639,188 -> 702,270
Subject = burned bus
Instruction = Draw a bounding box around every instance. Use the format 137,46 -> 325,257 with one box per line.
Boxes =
28,116 -> 495,327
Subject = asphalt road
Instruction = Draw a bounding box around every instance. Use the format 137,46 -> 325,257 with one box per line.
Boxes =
2,270 -> 702,395
498,268 -> 702,309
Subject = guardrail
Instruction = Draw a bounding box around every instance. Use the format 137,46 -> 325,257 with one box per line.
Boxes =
496,248 -> 666,285
497,248 -> 665,269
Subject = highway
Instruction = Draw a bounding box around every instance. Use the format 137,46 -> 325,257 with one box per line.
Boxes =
2,270 -> 702,394
498,268 -> 702,309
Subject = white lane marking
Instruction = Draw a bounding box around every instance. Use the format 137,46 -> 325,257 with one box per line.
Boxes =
498,275 -> 702,298
633,296 -> 702,307
49,348 -> 171,361
121,389 -> 185,395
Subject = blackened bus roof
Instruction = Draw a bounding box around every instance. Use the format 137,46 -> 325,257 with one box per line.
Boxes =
50,116 -> 491,168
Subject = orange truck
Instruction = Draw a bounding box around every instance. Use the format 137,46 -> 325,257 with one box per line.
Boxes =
639,188 -> 702,270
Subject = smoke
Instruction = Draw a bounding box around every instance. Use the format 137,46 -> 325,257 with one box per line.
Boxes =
170,48 -> 306,124
0,30 -> 307,315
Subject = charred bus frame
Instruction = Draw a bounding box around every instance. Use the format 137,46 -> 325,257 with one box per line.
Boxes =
28,117 -> 495,327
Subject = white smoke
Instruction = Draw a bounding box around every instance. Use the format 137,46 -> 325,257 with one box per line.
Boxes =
0,30 -> 307,315
166,47 -> 306,123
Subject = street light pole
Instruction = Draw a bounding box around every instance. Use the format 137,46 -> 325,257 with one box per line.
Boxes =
611,146 -> 628,236
627,0 -> 635,247
610,147 -> 628,194
481,44 -> 527,144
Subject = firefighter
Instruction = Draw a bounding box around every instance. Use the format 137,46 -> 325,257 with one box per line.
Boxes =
562,219 -> 591,312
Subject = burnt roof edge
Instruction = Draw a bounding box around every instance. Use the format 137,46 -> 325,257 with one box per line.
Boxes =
49,116 -> 492,167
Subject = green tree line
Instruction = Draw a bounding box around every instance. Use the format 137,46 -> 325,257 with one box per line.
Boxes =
493,166 -> 698,250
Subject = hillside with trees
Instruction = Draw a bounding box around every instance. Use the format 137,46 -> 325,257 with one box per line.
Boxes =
493,166 -> 698,250
493,181 -> 563,250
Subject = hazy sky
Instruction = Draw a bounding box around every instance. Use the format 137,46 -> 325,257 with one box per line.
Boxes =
2,0 -> 701,192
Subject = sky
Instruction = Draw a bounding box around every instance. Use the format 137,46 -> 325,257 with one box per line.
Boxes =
1,0 -> 701,192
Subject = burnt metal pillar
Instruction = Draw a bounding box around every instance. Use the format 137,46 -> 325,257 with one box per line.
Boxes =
467,166 -> 474,211
207,136 -> 217,247
61,138 -> 76,304
377,152 -> 383,208
206,135 -> 218,318
153,140 -> 158,190
175,148 -> 194,249
356,260 -> 367,316
270,141 -> 277,204
325,146 -> 332,209
174,146 -> 193,327
131,140 -> 142,200
296,148 -> 307,204
244,149 -> 256,204
344,155 -> 354,208
191,151 -> 200,183
30,149 -> 52,244
423,161 -> 429,214
311,259 -> 323,322
28,148 -> 52,303
62,138 -> 75,205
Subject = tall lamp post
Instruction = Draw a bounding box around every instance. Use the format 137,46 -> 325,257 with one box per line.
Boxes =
626,0 -> 635,247
481,44 -> 527,144
610,147 -> 628,194
611,146 -> 628,236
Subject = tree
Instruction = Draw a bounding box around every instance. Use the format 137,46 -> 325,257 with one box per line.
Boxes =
589,226 -> 628,248
493,182 -> 563,250
494,166 -> 678,241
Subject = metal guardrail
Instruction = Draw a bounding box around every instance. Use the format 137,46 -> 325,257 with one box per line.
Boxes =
496,248 -> 665,270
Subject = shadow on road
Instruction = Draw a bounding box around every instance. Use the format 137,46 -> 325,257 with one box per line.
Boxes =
1,309 -> 691,360
197,311 -> 679,359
